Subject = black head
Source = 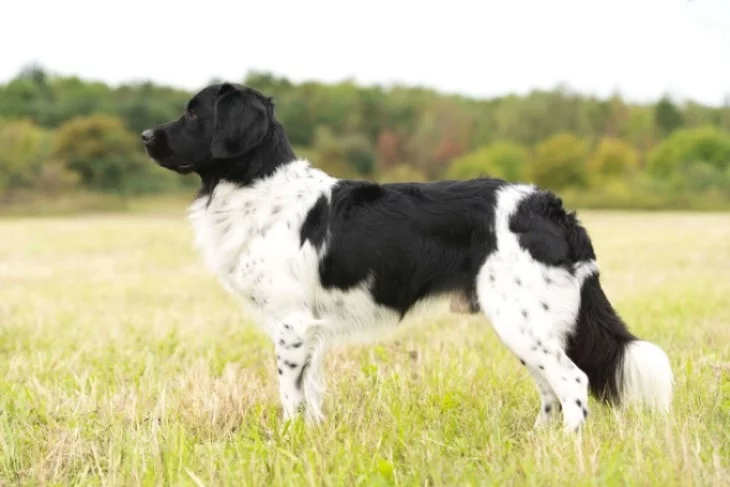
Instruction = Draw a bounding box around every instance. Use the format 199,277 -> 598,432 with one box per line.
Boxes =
142,82 -> 294,190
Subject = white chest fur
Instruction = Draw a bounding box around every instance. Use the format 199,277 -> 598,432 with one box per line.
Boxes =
186,161 -> 334,317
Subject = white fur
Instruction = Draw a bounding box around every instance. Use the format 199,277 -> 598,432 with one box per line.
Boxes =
619,340 -> 673,413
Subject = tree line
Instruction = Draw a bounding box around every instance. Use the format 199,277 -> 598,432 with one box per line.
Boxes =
1,64 -> 729,209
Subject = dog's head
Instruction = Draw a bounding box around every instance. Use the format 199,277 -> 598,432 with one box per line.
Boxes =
142,83 -> 275,175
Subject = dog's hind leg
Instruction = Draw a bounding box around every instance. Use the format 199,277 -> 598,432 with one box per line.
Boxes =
476,259 -> 590,433
272,312 -> 329,424
526,366 -> 562,427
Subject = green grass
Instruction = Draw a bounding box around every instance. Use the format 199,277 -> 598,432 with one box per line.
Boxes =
1,210 -> 729,486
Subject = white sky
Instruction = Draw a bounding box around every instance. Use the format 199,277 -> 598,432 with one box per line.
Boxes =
2,0 -> 729,106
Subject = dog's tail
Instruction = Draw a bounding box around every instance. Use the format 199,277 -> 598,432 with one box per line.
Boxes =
563,211 -> 673,413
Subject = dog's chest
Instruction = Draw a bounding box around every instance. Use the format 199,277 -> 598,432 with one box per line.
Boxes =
186,163 -> 334,310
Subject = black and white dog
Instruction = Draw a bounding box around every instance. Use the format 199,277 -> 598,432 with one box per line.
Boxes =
142,82 -> 673,432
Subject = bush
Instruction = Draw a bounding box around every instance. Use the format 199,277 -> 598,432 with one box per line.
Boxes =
647,126 -> 730,178
0,118 -> 51,193
647,126 -> 730,195
310,127 -> 377,179
52,114 -> 180,195
588,137 -> 640,181
446,141 -> 527,182
526,132 -> 590,190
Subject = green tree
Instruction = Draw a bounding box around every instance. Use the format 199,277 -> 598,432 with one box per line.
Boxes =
621,106 -> 657,156
526,132 -> 590,190
446,141 -> 527,182
654,95 -> 684,136
493,87 -> 590,146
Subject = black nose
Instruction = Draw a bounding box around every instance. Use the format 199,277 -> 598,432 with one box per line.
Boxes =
141,129 -> 154,143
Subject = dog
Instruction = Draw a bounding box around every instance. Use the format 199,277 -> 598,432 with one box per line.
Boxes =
142,82 -> 673,432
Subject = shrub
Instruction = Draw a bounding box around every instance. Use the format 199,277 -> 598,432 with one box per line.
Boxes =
526,132 -> 590,190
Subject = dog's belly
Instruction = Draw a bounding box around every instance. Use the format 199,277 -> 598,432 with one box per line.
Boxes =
311,287 -> 402,344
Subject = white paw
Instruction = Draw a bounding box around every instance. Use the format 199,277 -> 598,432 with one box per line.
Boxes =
533,403 -> 559,429
562,398 -> 589,433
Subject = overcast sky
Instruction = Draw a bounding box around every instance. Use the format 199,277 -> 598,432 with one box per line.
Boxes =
2,0 -> 729,105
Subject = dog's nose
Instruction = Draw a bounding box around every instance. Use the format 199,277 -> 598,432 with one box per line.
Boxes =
141,129 -> 154,143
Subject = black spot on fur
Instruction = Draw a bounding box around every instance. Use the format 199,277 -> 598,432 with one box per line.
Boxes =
538,365 -> 544,370
519,359 -> 526,366
278,368 -> 282,375
544,404 -> 552,414
291,342 -> 302,349
582,407 -> 588,418
515,277 -> 522,286
295,360 -> 310,390
575,399 -> 582,408
542,302 -> 549,311
300,195 -> 329,248
284,361 -> 297,369
521,309 -> 528,318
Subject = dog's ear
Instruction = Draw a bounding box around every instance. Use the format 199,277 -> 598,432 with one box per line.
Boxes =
211,83 -> 268,159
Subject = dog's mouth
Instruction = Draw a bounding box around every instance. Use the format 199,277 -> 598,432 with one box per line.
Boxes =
145,146 -> 195,174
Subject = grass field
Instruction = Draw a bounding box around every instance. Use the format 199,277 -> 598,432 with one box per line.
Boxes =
1,210 -> 729,486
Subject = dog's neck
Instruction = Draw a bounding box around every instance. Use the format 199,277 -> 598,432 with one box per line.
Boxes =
196,121 -> 297,197
186,158 -> 337,280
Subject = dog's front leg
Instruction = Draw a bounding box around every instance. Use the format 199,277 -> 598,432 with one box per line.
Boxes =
272,312 -> 328,424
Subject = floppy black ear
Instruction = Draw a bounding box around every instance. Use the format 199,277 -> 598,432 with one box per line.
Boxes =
211,84 -> 268,159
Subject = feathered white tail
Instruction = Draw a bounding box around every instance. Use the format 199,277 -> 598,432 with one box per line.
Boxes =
618,340 -> 673,412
